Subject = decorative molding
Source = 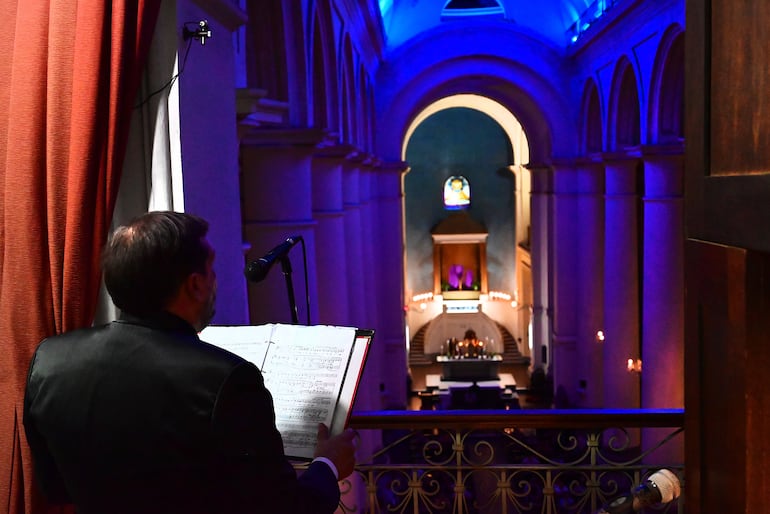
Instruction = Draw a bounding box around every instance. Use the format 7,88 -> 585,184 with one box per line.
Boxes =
240,127 -> 326,147
236,89 -> 290,128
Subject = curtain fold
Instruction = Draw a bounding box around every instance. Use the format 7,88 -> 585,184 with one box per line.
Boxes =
0,1 -> 162,513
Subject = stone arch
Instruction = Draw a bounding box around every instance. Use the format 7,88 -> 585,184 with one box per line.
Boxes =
340,35 -> 356,145
648,24 -> 685,144
608,57 -> 641,151
377,57 -> 572,164
309,1 -> 338,131
358,62 -> 368,148
401,94 -> 529,165
366,81 -> 376,153
580,78 -> 603,154
375,21 -> 577,163
245,0 -> 287,101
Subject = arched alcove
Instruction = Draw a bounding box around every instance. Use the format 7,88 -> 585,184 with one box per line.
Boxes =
310,0 -> 338,132
245,0 -> 288,101
649,25 -> 685,144
374,22 -> 579,162
340,36 -> 355,144
401,98 -> 532,371
608,58 -> 641,150
358,63 -> 368,148
581,79 -> 603,154
401,94 -> 530,164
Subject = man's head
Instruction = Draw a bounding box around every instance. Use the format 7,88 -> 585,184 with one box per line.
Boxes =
102,211 -> 217,331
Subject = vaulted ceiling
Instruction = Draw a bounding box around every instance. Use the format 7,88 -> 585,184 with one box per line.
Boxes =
377,0 -> 613,50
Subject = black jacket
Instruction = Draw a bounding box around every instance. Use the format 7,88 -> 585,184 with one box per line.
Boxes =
23,312 -> 340,514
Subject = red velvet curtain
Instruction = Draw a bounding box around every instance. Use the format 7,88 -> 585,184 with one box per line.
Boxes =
0,1 -> 161,513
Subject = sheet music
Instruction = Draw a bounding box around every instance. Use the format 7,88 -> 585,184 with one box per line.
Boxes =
200,323 -> 358,460
260,324 -> 356,458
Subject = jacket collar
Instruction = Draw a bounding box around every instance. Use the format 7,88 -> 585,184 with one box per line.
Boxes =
117,311 -> 199,338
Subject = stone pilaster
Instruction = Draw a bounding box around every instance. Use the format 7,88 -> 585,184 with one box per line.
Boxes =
311,143 -> 355,326
602,150 -> 642,408
240,127 -> 324,325
527,164 -> 553,373
575,157 -> 605,407
641,143 -> 685,463
342,152 -> 367,327
551,159 -> 578,406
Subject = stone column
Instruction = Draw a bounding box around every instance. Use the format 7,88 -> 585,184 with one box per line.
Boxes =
551,160 -> 578,406
311,143 -> 354,326
602,151 -> 641,408
641,144 -> 685,462
359,157 -> 378,331
240,127 -> 323,325
527,164 -> 553,373
575,157 -> 605,408
371,160 -> 409,408
342,152 -> 366,327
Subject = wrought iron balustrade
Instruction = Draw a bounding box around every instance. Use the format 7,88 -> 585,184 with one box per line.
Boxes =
339,409 -> 684,514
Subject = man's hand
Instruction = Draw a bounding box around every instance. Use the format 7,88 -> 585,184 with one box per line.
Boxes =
314,423 -> 356,479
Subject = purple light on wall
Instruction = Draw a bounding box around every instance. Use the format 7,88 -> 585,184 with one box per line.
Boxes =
448,264 -> 463,289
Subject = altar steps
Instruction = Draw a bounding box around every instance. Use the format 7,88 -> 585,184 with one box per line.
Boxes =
496,323 -> 530,365
408,323 -> 433,367
408,322 -> 529,368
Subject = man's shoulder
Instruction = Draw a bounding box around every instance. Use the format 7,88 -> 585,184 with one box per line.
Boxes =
36,322 -> 252,370
35,324 -> 110,354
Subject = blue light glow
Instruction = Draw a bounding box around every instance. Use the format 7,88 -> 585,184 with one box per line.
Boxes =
567,0 -> 621,45
378,0 -> 394,30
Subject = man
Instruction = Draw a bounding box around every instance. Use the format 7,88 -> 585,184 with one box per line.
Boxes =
24,211 -> 356,513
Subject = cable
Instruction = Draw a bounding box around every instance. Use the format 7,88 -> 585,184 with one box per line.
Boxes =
133,22 -> 199,110
299,238 -> 311,325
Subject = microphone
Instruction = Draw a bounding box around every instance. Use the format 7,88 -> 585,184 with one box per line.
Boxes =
597,469 -> 680,513
244,235 -> 303,283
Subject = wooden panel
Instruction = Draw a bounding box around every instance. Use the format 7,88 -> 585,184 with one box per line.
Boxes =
686,1 -> 770,510
710,2 -> 770,175
685,240 -> 770,512
685,240 -> 746,513
687,0 -> 770,252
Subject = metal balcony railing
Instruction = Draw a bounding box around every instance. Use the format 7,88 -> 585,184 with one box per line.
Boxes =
339,409 -> 684,514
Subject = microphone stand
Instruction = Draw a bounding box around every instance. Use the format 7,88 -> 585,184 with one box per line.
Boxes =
278,255 -> 299,324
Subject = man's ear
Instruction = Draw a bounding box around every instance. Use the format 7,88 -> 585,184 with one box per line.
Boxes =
186,272 -> 208,302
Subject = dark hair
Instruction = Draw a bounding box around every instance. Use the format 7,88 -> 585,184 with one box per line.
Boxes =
102,211 -> 210,316
464,329 -> 477,340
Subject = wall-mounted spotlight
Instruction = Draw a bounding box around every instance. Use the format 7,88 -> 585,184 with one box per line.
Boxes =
184,20 -> 212,45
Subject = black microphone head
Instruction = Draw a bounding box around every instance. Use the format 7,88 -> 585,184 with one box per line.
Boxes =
244,235 -> 303,283
244,258 -> 270,282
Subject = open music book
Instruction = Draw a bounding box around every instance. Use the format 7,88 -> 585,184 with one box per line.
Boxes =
200,324 -> 373,460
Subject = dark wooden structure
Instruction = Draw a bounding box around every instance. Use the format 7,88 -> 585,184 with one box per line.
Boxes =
686,2 -> 770,510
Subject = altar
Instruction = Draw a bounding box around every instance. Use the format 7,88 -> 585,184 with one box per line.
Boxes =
436,355 -> 502,381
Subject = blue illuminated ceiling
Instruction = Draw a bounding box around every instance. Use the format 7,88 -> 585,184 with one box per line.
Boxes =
378,0 -> 618,49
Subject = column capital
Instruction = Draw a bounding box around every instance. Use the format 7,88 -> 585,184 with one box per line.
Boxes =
241,126 -> 325,148
313,142 -> 358,160
376,160 -> 409,175
361,154 -> 381,170
550,157 -> 576,171
639,143 -> 685,198
641,141 -> 685,157
602,146 -> 642,164
553,163 -> 577,194
574,153 -> 605,166
526,164 -> 553,194
345,151 -> 367,165
236,88 -> 290,129
576,159 -> 605,195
